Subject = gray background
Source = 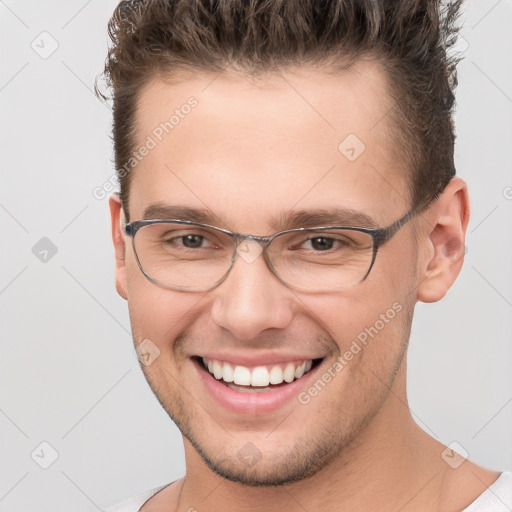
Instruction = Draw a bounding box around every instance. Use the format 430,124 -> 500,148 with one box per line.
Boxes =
1,1 -> 511,510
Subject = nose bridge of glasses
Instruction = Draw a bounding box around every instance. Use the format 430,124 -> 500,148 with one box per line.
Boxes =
233,233 -> 272,265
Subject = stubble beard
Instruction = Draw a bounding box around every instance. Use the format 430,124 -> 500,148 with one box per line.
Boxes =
139,332 -> 413,486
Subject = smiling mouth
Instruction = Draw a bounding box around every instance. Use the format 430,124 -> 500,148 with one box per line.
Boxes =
193,356 -> 324,393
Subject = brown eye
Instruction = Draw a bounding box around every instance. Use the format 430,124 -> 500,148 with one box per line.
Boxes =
309,237 -> 335,251
180,234 -> 205,248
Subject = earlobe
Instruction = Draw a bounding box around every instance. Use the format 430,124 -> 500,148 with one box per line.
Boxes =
109,194 -> 128,301
416,178 -> 470,303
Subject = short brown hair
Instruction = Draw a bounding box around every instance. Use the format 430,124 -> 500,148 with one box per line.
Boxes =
96,0 -> 464,219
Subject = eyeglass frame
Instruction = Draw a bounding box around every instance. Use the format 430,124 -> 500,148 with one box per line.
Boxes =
122,197 -> 435,292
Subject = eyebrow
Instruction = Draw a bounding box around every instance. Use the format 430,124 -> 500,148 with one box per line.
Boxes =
141,203 -> 379,231
142,204 -> 224,224
270,209 -> 379,230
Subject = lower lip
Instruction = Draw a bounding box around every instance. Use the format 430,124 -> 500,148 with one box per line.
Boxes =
192,358 -> 321,415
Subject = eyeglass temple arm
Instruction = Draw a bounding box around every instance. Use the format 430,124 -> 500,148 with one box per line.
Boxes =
373,193 -> 439,244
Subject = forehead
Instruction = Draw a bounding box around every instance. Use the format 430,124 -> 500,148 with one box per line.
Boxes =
129,61 -> 409,229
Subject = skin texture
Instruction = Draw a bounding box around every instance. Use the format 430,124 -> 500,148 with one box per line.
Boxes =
109,61 -> 499,511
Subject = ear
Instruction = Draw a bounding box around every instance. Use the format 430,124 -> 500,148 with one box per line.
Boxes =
416,177 -> 470,303
109,194 -> 128,300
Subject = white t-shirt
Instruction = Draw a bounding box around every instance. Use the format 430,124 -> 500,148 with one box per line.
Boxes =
104,471 -> 512,512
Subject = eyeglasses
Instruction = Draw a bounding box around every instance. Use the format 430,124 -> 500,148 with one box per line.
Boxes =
123,204 -> 426,293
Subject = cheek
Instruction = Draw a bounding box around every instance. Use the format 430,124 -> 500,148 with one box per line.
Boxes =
297,282 -> 407,344
294,262 -> 413,375
124,254 -> 202,345
308,292 -> 411,406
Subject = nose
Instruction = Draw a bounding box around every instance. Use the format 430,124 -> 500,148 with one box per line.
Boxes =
210,243 -> 295,340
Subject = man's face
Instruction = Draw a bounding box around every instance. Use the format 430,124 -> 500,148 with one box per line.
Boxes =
113,62 -> 421,485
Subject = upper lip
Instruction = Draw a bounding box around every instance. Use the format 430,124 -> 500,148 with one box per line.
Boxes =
193,352 -> 325,367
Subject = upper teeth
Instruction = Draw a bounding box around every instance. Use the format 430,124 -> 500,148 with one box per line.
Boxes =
202,357 -> 313,387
